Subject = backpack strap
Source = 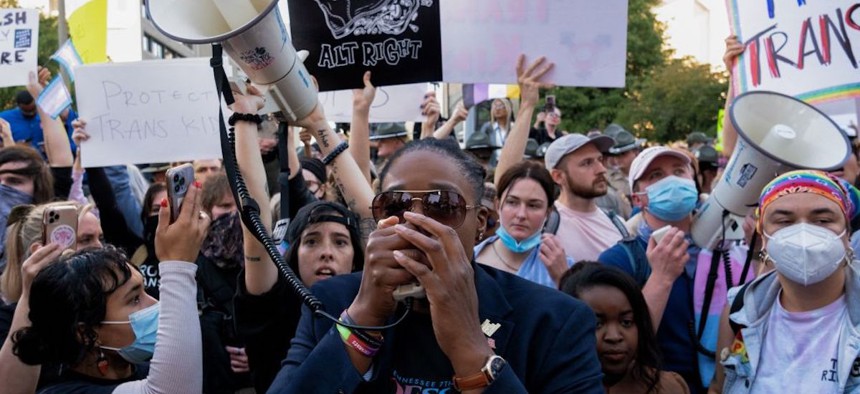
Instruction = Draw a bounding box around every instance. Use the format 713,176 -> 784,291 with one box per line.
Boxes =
604,210 -> 652,287
729,282 -> 750,335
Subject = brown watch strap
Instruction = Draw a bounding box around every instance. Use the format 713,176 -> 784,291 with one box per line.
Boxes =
452,370 -> 490,391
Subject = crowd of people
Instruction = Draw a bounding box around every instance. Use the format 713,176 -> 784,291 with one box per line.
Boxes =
0,36 -> 858,394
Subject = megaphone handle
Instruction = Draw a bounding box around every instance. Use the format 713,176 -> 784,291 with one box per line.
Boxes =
277,120 -> 291,222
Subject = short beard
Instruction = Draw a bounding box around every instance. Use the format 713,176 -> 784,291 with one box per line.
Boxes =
565,173 -> 608,199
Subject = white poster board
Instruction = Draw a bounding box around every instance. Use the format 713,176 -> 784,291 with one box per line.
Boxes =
320,83 -> 427,123
728,0 -> 860,103
77,58 -> 224,167
0,9 -> 39,88
440,0 -> 628,87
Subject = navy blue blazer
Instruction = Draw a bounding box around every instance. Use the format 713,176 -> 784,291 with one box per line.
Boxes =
267,263 -> 603,393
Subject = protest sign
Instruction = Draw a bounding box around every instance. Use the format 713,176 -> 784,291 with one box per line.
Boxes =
727,0 -> 860,103
287,0 -> 628,91
76,58 -> 223,167
0,9 -> 39,88
288,0 -> 442,91
440,0 -> 628,88
320,83 -> 427,122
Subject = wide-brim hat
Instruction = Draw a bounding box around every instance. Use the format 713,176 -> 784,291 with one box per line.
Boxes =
369,122 -> 409,141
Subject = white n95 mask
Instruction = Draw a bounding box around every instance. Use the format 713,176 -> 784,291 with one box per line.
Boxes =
764,223 -> 847,286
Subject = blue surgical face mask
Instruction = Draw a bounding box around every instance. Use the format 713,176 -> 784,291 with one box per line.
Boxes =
101,303 -> 159,364
496,224 -> 542,253
0,184 -> 34,268
642,175 -> 698,222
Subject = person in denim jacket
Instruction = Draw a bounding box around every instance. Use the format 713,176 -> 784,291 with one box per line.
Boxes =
714,170 -> 860,393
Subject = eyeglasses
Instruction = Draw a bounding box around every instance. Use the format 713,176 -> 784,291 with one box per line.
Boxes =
305,180 -> 321,194
371,190 -> 478,228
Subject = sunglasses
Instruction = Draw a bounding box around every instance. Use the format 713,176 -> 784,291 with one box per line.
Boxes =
371,190 -> 478,228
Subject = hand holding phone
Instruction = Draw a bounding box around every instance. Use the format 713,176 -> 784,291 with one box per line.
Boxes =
544,95 -> 556,113
651,225 -> 672,244
43,205 -> 78,252
166,164 -> 195,223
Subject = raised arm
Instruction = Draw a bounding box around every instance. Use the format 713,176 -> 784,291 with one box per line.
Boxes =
420,92 -> 441,139
721,35 -> 745,159
350,71 -> 375,184
494,55 -> 554,185
0,244 -> 63,394
432,101 -> 468,140
27,68 -> 73,167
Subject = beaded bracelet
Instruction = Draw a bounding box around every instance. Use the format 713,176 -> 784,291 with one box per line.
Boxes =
322,141 -> 349,166
228,112 -> 263,126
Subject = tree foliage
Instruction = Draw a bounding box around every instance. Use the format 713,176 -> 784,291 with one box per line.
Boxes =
616,57 -> 726,143
0,11 -> 60,109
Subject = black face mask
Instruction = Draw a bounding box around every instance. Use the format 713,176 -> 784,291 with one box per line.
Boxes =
142,215 -> 159,247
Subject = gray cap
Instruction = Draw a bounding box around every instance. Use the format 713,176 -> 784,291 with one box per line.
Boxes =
369,122 -> 409,141
605,124 -> 646,154
464,131 -> 500,151
544,133 -> 614,170
686,131 -> 712,145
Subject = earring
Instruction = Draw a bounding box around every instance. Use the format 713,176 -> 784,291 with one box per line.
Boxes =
477,230 -> 485,242
96,349 -> 109,376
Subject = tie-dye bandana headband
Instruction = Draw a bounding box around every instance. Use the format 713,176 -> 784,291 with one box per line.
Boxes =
756,170 -> 860,231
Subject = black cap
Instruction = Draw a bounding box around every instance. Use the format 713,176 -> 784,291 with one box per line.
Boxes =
15,90 -> 33,105
300,157 -> 327,183
695,145 -> 719,165
524,139 -> 540,158
464,131 -> 500,151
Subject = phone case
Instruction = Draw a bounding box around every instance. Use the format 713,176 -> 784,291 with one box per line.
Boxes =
43,205 -> 78,251
166,164 -> 195,222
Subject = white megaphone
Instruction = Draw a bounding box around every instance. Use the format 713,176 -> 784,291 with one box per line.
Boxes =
692,91 -> 850,250
146,0 -> 317,122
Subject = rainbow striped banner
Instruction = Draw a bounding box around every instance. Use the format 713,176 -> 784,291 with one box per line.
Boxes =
725,0 -> 860,104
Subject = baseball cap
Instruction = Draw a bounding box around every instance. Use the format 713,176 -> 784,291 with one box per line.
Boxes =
628,146 -> 692,187
544,133 -> 614,170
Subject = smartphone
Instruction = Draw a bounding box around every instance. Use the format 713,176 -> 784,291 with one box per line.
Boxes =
43,205 -> 78,251
544,95 -> 556,113
543,209 -> 560,235
651,225 -> 672,244
166,163 -> 195,223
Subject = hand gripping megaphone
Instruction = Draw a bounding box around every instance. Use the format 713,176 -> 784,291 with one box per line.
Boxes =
691,91 -> 851,250
146,0 -> 317,121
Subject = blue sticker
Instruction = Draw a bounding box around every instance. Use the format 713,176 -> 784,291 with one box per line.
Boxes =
14,29 -> 31,48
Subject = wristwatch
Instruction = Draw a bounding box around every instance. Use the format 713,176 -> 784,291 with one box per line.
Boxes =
452,355 -> 507,391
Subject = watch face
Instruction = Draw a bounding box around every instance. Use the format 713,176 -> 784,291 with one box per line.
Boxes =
489,356 -> 506,378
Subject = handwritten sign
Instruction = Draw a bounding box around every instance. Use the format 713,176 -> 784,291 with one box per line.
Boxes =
76,58 -> 223,167
288,0 -> 628,90
0,9 -> 39,88
728,0 -> 860,103
320,83 -> 427,123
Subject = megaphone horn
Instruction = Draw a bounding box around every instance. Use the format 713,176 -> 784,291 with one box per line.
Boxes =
692,91 -> 850,250
146,0 -> 317,122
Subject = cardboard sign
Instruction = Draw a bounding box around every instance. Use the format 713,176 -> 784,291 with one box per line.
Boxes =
728,0 -> 860,103
76,58 -> 224,167
0,9 -> 39,88
320,83 -> 427,122
288,0 -> 628,91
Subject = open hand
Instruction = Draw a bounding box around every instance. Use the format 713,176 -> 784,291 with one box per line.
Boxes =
516,54 -> 555,108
